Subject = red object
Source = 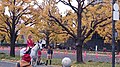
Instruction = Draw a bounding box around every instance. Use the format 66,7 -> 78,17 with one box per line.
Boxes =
107,53 -> 112,58
42,49 -> 46,54
109,54 -> 112,58
22,54 -> 31,62
58,50 -> 60,54
83,51 -> 86,58
72,50 -> 76,55
95,52 -> 98,58
64,50 -> 68,55
27,39 -> 34,47
2,47 -> 4,50
118,53 -> 120,58
38,50 -> 42,56
54,50 -> 56,54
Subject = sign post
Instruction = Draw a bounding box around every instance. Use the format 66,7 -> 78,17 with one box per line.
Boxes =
112,1 -> 119,67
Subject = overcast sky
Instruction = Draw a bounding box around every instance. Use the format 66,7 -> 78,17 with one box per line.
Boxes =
37,0 -> 73,13
4,0 -> 88,16
37,0 -> 88,15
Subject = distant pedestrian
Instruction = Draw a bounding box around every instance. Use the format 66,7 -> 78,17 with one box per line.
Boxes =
45,45 -> 53,65
103,47 -> 107,52
37,49 -> 42,65
16,54 -> 32,67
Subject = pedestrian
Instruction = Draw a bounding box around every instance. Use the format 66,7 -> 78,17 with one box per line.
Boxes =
37,49 -> 42,65
16,54 -> 32,67
45,45 -> 53,65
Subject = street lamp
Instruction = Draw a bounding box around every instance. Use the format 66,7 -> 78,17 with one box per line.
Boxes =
112,0 -> 119,67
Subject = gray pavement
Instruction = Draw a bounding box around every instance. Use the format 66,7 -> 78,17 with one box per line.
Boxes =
0,49 -> 113,62
1,47 -> 120,63
0,61 -> 15,67
0,61 -> 60,67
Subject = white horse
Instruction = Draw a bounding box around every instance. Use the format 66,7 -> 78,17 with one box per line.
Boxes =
20,41 -> 43,67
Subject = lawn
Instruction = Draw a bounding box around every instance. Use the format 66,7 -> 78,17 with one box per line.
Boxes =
0,53 -> 120,67
72,62 -> 120,67
0,53 -> 20,62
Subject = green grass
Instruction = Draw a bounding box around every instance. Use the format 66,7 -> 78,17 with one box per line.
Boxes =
0,53 -> 20,62
41,58 -> 62,65
41,58 -> 120,67
0,53 -> 120,67
71,62 -> 120,67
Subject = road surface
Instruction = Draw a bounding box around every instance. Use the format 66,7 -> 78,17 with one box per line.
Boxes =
0,61 -> 59,67
0,47 -> 120,63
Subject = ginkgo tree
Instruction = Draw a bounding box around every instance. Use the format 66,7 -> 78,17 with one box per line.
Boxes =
47,0 -> 112,63
37,15 -> 68,46
95,1 -> 120,52
0,0 -> 40,57
27,0 -> 70,47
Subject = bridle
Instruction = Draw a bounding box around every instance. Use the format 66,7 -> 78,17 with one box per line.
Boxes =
37,40 -> 42,50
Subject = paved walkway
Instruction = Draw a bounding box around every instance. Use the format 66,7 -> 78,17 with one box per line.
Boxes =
0,61 -> 60,67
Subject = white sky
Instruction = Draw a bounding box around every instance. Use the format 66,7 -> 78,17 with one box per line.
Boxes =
4,0 -> 88,16
57,1 -> 76,15
37,0 -> 88,15
36,0 -> 71,15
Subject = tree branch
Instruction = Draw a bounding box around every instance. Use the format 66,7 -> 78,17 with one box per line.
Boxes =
83,16 -> 111,40
59,0 -> 78,13
48,11 -> 76,38
83,0 -> 95,9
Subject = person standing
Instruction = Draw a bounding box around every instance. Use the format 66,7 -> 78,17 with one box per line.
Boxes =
37,48 -> 42,65
45,46 -> 53,65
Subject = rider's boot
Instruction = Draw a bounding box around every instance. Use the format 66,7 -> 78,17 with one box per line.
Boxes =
37,61 -> 40,65
50,60 -> 51,65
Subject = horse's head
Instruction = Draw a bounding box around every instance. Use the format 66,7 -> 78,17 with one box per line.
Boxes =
33,40 -> 45,51
36,40 -> 44,50
38,42 -> 43,50
38,40 -> 46,50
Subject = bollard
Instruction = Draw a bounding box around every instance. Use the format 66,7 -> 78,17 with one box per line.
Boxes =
62,57 -> 71,67
83,51 -> 86,58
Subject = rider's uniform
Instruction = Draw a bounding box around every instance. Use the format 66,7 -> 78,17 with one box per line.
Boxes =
27,39 -> 34,48
24,39 -> 34,54
16,54 -> 32,67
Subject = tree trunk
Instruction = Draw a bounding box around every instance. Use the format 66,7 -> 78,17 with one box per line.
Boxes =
10,42 -> 15,57
46,31 -> 50,47
10,15 -> 16,57
76,40 -> 83,63
46,36 -> 49,46
76,1 -> 83,63
10,33 -> 15,57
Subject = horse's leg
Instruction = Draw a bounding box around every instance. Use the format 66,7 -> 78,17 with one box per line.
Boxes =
31,57 -> 37,67
37,56 -> 40,65
31,58 -> 34,67
35,56 -> 38,66
37,56 -> 39,65
31,59 -> 32,66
